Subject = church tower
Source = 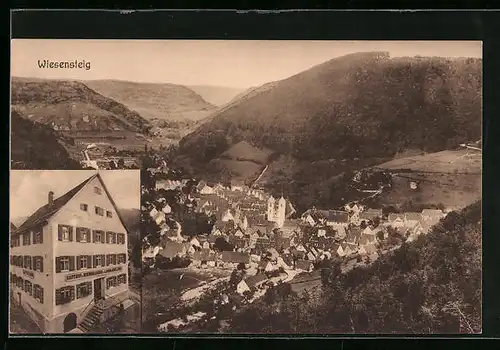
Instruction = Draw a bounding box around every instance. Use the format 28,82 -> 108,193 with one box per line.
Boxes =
276,196 -> 286,228
267,196 -> 275,221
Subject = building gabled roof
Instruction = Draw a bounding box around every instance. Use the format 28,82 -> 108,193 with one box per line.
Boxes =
295,260 -> 313,270
244,273 -> 268,289
221,251 -> 250,263
421,209 -> 443,217
14,173 -> 100,234
258,260 -> 271,269
388,213 -> 405,221
362,243 -> 377,254
359,209 -> 382,220
10,222 -> 17,231
319,210 -> 349,223
359,234 -> 375,245
193,248 -> 216,261
405,212 -> 422,221
213,220 -> 235,232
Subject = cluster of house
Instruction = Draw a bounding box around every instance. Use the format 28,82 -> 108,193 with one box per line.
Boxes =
141,174 -> 447,296
301,204 -> 447,260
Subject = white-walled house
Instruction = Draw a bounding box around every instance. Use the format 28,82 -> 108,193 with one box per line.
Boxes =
10,173 -> 131,334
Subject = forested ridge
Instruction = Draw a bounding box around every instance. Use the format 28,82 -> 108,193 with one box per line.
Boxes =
228,201 -> 481,334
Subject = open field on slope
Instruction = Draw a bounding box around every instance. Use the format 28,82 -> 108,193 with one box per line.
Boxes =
374,149 -> 481,210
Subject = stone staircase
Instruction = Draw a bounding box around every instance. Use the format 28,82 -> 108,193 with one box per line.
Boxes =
77,302 -> 104,332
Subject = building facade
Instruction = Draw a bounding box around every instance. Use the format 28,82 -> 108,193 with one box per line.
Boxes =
267,196 -> 286,228
10,173 -> 130,333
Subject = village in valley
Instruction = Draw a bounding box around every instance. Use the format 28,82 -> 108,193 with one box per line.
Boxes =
140,155 -> 451,333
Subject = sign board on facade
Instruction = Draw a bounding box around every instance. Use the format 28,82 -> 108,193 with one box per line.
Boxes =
65,266 -> 122,281
23,269 -> 35,279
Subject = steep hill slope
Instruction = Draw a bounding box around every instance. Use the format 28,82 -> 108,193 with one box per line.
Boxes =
84,79 -> 217,122
11,77 -> 151,133
11,110 -> 82,170
179,52 -> 481,168
229,201 -> 482,334
187,85 -> 246,107
177,52 -> 482,211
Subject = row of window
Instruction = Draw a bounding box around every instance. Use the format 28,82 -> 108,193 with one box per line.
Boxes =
57,225 -> 126,244
55,274 -> 127,305
11,229 -> 43,248
11,256 -> 44,272
106,274 -> 127,289
80,202 -> 114,219
55,254 -> 127,273
11,225 -> 126,247
11,274 -> 44,304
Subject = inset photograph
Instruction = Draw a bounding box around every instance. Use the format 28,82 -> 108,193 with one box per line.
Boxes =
9,170 -> 141,334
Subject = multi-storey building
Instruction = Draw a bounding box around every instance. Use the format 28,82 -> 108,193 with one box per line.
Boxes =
10,173 -> 130,333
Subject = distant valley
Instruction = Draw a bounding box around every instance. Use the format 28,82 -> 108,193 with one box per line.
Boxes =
10,77 -> 244,169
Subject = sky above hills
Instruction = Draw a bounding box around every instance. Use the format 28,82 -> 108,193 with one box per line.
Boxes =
10,170 -> 140,222
11,40 -> 482,89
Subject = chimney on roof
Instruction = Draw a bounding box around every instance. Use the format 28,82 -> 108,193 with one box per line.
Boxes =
48,191 -> 54,206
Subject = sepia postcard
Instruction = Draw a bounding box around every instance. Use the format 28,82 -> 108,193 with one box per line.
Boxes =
10,39 -> 482,335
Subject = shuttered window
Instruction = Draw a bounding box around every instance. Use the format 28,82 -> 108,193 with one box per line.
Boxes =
106,254 -> 117,266
33,284 -> 44,303
95,206 -> 104,216
22,233 -> 31,245
34,256 -> 44,272
55,286 -> 75,305
76,227 -> 91,243
117,253 -> 126,264
55,256 -> 75,273
93,230 -> 104,243
76,255 -> 93,270
23,256 -> 32,270
76,282 -> 92,299
58,225 -> 73,242
24,280 -> 33,296
106,276 -> 117,289
93,254 -> 105,267
117,274 -> 127,285
33,229 -> 43,244
106,232 -> 117,244
117,233 -> 126,245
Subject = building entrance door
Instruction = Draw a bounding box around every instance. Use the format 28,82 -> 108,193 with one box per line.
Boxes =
93,278 -> 104,300
63,313 -> 77,332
